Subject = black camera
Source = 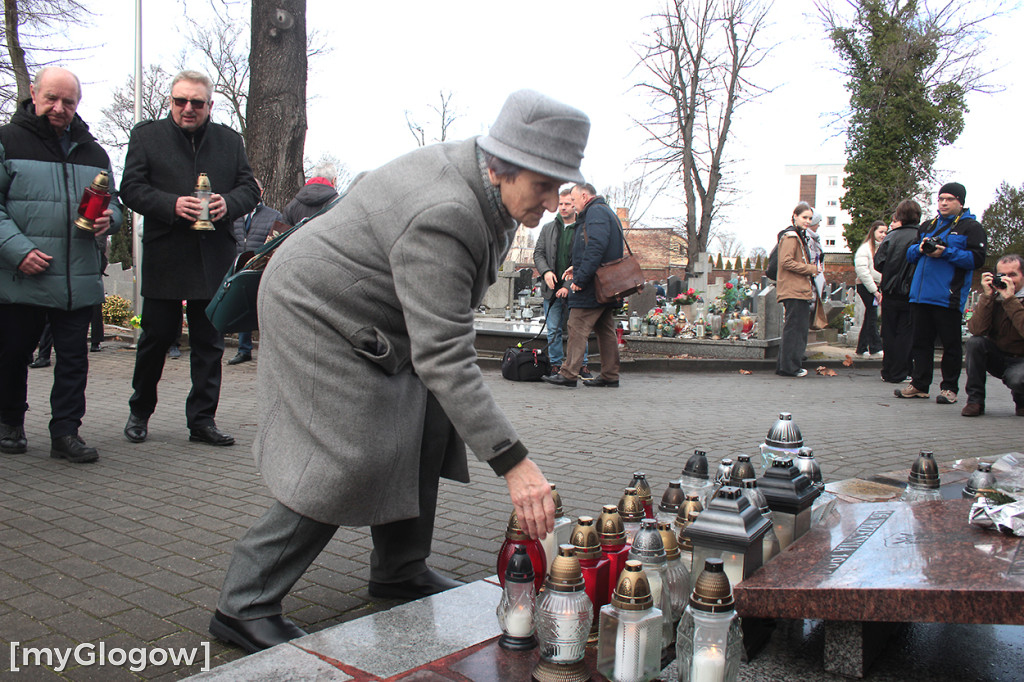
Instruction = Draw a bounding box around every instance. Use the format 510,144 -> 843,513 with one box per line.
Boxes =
920,236 -> 946,254
992,273 -> 1009,290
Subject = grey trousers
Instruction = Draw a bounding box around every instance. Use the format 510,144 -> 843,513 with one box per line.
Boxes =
218,403 -> 449,620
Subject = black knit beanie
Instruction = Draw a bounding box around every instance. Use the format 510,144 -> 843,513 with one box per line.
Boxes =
938,182 -> 966,205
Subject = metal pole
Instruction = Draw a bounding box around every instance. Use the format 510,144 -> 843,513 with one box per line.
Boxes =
131,0 -> 143,345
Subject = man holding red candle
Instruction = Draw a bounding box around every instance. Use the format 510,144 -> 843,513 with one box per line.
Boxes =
0,67 -> 121,463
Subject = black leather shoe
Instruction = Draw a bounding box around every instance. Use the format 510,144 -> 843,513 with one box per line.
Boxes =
209,610 -> 307,654
50,435 -> 99,463
542,373 -> 577,388
227,352 -> 252,365
583,377 -> 619,387
0,424 -> 27,454
368,568 -> 464,600
90,344 -> 102,352
28,357 -> 50,369
189,424 -> 235,446
124,414 -> 148,443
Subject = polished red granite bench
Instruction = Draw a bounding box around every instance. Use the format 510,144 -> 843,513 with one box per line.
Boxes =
734,500 -> 1024,677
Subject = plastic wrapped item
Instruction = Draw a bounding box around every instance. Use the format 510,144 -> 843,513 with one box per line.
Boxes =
968,495 -> 1024,537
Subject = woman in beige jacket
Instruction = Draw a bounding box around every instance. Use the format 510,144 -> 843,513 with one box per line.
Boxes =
776,202 -> 819,377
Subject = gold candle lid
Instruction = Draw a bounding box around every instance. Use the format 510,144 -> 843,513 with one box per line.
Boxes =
195,172 -> 211,191
550,484 -> 564,517
611,560 -> 654,611
658,521 -> 680,560
678,510 -> 699,551
617,487 -> 644,522
569,516 -> 602,561
91,171 -> 110,191
545,545 -> 585,592
597,505 -> 626,546
504,510 -> 529,541
630,471 -> 653,504
690,558 -> 735,613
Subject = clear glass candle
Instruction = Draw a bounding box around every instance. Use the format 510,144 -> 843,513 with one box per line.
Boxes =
597,561 -> 663,682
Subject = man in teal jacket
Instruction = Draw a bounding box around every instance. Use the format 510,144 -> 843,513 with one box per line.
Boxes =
0,67 -> 122,463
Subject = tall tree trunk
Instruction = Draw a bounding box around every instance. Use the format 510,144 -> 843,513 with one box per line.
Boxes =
246,0 -> 307,210
4,0 -> 31,102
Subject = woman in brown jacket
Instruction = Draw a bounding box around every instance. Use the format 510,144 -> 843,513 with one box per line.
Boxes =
776,202 -> 819,377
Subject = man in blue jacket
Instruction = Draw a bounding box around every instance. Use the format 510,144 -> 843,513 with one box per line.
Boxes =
543,182 -> 623,388
0,67 -> 122,462
896,182 -> 987,404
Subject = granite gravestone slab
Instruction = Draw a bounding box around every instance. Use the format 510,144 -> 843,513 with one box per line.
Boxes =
755,285 -> 781,341
628,287 -> 657,319
666,275 -> 683,300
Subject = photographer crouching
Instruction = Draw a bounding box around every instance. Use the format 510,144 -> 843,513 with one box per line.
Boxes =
961,254 -> 1024,417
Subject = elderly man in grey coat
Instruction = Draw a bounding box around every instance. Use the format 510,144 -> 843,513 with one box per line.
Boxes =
210,90 -> 591,653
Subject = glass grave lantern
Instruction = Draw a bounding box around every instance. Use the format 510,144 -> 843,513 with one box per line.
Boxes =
533,545 -> 593,682
758,457 -> 820,550
597,561 -> 663,682
618,487 -> 645,544
629,310 -> 642,335
542,485 -> 574,573
675,558 -> 743,682
963,462 -> 997,499
498,510 -> 547,593
628,519 -> 674,650
74,171 -> 112,232
682,486 -> 771,589
598,504 -> 631,603
758,412 -> 813,469
738,478 -> 780,564
570,516 -> 610,630
680,450 -> 715,508
497,545 -> 537,651
658,480 -> 685,526
659,522 -> 690,623
629,472 -> 655,519
727,455 -> 756,486
192,173 -> 215,230
900,450 -> 943,503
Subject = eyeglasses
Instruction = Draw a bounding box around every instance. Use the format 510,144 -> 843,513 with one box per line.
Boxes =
172,97 -> 208,110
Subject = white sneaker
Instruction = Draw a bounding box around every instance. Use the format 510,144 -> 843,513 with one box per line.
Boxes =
871,351 -> 884,357
859,351 -> 871,357
795,369 -> 808,377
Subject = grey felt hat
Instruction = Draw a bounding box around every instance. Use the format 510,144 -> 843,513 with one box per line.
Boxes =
478,89 -> 590,184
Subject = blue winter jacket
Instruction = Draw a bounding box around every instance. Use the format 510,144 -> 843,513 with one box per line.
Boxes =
906,210 -> 986,313
568,196 -> 624,309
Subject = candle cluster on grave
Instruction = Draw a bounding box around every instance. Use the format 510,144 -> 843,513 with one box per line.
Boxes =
496,412 -> 838,681
676,558 -> 743,682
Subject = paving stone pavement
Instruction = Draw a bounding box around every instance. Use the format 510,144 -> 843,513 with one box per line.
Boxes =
1,341 -> 1020,679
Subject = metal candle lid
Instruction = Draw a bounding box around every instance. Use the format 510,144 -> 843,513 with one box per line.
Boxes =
629,519 -> 666,562
684,487 -> 772,550
597,505 -> 627,546
550,484 -> 564,517
658,521 -> 680,560
617,487 -> 644,522
505,544 -> 535,583
759,457 -> 821,513
569,516 -> 602,561
689,558 -> 735,613
682,449 -> 710,480
90,171 -> 111,192
730,454 -> 756,483
964,462 -> 997,497
504,510 -> 530,541
715,458 -> 734,484
907,450 -> 941,489
678,511 -> 698,552
659,480 -> 685,514
629,472 -> 653,505
795,448 -> 823,486
765,412 -> 803,448
195,172 -> 211,191
545,545 -> 586,592
611,560 -> 654,611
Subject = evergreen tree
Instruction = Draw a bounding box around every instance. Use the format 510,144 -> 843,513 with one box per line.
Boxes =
982,181 -> 1024,267
715,253 -> 724,269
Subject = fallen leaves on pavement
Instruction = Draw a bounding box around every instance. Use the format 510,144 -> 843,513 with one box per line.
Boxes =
816,366 -> 838,376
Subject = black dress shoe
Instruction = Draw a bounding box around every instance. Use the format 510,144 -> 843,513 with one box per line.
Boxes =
583,377 -> 619,387
209,610 -> 307,654
189,424 -> 235,446
90,344 -> 102,352
124,414 -> 148,443
28,357 -> 50,368
0,424 -> 27,454
227,352 -> 252,365
50,435 -> 99,463
368,568 -> 464,600
541,373 -> 577,388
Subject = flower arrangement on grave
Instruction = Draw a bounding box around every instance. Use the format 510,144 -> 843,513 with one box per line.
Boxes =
714,280 -> 752,314
672,288 -> 701,307
644,307 -> 685,337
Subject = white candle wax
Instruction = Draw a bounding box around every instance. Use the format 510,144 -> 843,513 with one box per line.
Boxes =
505,606 -> 533,637
690,646 -> 726,682
612,619 -> 646,682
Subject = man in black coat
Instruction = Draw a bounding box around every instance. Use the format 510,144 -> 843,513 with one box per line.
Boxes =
874,199 -> 922,383
120,70 -> 259,446
543,182 -> 623,388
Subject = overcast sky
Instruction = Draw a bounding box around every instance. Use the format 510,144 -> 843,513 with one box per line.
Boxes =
69,0 -> 1024,254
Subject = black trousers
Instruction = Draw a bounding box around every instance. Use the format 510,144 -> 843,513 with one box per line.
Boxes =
964,336 -> 1024,407
909,303 -> 963,394
880,297 -> 914,382
128,297 -> 224,428
36,304 -> 102,360
856,284 -> 882,354
776,298 -> 810,376
0,303 -> 92,437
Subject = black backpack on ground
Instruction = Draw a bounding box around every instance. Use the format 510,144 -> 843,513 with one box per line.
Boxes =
501,346 -> 551,381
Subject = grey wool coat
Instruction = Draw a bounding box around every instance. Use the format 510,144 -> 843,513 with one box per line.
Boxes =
254,138 -> 525,526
